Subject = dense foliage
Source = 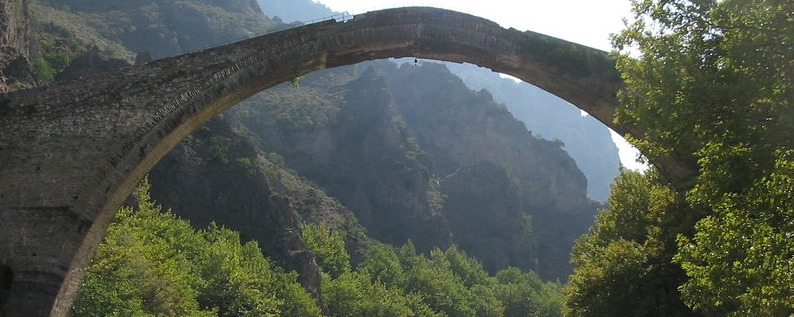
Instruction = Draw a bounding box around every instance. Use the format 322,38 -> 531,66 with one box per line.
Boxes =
29,23 -> 83,83
568,0 -> 793,316
73,179 -> 566,316
566,171 -> 698,316
71,178 -> 321,317
303,223 -> 566,317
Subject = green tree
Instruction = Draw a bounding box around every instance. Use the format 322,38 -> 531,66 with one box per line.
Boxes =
306,230 -> 565,317
444,246 -> 491,288
613,0 -> 793,174
565,171 -> 697,316
323,270 -> 440,317
72,178 -> 213,317
675,151 -> 794,316
313,238 -> 442,317
197,225 -> 284,317
301,224 -> 351,278
72,178 -> 321,317
495,267 -> 565,317
358,242 -> 408,287
611,0 -> 794,315
401,247 -> 479,317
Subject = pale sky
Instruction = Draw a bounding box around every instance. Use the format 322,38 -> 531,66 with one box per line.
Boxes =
313,0 -> 646,170
314,0 -> 632,50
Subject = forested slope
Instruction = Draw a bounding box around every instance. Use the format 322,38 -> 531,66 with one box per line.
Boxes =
72,180 -> 565,316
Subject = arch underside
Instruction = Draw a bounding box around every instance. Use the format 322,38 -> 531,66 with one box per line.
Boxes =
0,7 -> 644,316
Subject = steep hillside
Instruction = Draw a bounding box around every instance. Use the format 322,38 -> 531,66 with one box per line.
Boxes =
254,0 -> 621,202
229,61 -> 599,279
0,0 -> 32,57
230,66 -> 452,252
380,62 -> 590,211
446,63 -> 622,201
375,61 -> 600,278
148,115 -> 362,299
439,161 -> 535,272
32,0 -> 278,61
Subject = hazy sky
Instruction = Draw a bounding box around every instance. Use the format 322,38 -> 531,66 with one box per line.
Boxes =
313,0 -> 632,50
312,0 -> 645,170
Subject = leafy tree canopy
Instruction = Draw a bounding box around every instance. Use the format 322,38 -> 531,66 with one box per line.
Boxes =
74,180 -> 567,317
71,177 -> 321,317
574,0 -> 794,315
566,171 -> 696,317
302,224 -> 566,317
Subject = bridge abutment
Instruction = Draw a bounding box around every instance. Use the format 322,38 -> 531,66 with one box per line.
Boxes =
0,206 -> 89,316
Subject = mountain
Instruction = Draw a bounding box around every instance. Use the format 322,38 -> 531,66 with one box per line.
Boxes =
229,65 -> 454,253
374,61 -> 600,277
253,0 -> 621,201
33,0 -> 278,60
257,0 -> 336,24
148,116 -> 363,298
378,62 -> 590,211
445,63 -> 622,201
227,60 -> 600,279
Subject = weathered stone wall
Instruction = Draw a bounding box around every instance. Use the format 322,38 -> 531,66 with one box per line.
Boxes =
0,7 -> 630,316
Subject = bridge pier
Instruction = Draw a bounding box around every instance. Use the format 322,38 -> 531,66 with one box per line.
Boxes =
0,206 -> 89,316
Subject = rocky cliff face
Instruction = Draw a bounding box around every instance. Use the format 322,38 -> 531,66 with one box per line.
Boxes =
229,61 -> 598,279
148,115 -> 362,302
0,0 -> 34,91
373,61 -> 599,278
380,62 -> 590,212
440,161 -> 535,272
0,0 -> 31,53
445,63 -> 622,201
32,0 -> 277,60
230,66 -> 453,252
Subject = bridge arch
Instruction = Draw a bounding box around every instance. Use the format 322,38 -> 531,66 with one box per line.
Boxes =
0,7 -> 661,316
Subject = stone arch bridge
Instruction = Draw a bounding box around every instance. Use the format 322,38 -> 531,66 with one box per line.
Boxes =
0,6 -> 686,316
